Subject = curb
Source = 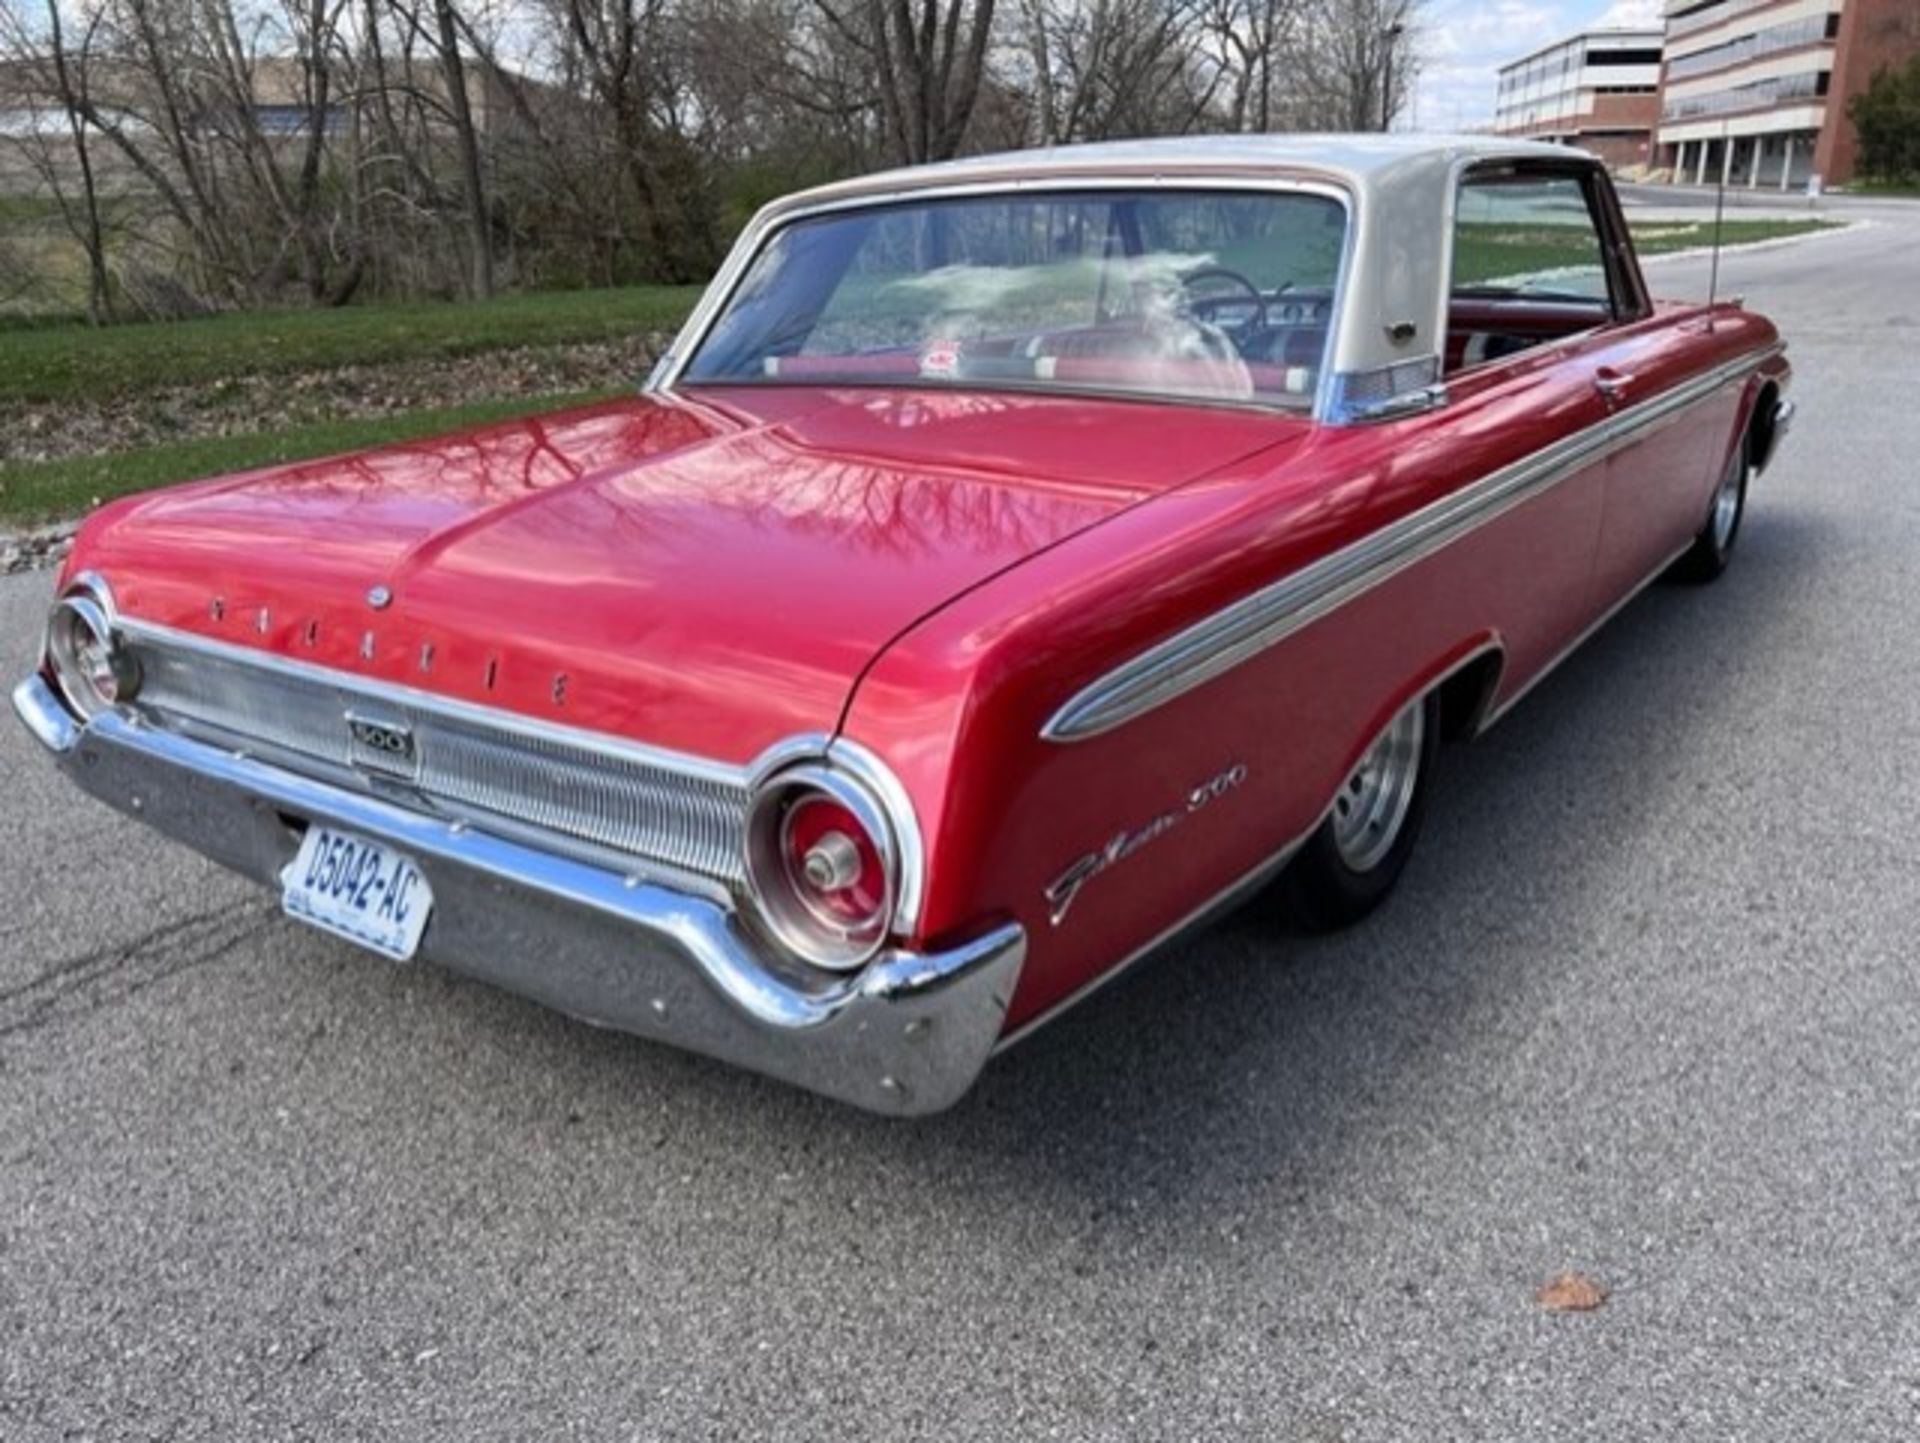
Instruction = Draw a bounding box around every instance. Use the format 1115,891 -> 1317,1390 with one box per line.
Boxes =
1635,220 -> 1866,265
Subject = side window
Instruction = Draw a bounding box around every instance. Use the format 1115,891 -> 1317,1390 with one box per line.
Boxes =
1446,169 -> 1620,376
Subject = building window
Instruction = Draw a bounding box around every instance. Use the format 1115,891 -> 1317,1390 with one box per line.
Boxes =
1661,68 -> 1830,121
1664,14 -> 1836,82
1588,48 -> 1663,67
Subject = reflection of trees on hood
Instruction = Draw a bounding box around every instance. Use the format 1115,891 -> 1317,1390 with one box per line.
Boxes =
686,420 -> 1076,563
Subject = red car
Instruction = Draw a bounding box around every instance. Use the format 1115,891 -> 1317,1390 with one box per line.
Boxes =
14,137 -> 1792,1114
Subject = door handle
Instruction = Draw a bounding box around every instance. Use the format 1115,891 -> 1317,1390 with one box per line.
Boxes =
1594,368 -> 1636,405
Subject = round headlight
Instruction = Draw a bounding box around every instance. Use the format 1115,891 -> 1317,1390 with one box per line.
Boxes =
46,589 -> 139,718
744,765 -> 898,971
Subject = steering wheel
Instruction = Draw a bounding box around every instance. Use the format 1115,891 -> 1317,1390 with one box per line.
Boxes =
1180,267 -> 1269,332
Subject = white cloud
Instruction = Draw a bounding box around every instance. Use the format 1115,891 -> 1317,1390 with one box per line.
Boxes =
1412,0 -> 1564,131
1408,0 -> 1666,131
1595,0 -> 1663,26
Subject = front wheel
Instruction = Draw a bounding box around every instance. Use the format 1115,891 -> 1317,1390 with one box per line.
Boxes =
1669,436 -> 1749,584
1273,691 -> 1441,933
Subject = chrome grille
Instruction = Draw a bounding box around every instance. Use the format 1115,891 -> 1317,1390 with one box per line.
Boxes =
125,628 -> 751,886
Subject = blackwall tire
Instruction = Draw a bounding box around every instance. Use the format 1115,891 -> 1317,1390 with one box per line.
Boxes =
1273,691 -> 1442,933
1670,436 -> 1750,585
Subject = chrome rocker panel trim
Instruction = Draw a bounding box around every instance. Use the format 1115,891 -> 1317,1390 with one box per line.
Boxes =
1044,343 -> 1784,742
13,675 -> 1022,1116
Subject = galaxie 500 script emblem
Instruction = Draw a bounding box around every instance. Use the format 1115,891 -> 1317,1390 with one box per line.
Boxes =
1045,763 -> 1248,925
346,713 -> 416,773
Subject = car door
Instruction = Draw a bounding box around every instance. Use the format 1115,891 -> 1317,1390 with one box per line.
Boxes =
1441,162 -> 1654,685
1551,170 -> 1737,610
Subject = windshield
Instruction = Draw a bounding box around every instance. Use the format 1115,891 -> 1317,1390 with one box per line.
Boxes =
680,189 -> 1347,409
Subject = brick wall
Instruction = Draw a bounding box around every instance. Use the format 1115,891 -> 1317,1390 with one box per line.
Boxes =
1504,89 -> 1658,171
1816,0 -> 1920,182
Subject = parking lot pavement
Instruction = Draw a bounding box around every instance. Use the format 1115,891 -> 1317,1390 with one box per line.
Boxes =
4,214 -> 1918,1441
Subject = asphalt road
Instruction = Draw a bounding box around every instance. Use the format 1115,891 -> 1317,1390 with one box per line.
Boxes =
4,213 -> 1918,1441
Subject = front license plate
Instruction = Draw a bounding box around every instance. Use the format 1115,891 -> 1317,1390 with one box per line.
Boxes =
281,824 -> 433,961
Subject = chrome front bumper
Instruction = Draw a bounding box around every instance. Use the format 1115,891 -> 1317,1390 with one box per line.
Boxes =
13,674 -> 1023,1115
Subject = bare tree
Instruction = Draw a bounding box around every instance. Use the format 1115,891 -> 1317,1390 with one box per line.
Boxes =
1297,0 -> 1423,132
0,0 -> 118,319
195,0 -> 363,299
1196,0 -> 1308,132
811,0 -> 997,164
541,0 -> 721,279
380,0 -> 495,296
1013,0 -> 1217,144
0,0 -> 1433,318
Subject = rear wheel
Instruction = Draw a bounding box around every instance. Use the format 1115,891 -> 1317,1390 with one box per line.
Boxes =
1274,691 -> 1442,932
1670,436 -> 1749,584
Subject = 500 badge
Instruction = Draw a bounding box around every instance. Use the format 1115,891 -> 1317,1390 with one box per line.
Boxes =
1044,763 -> 1249,925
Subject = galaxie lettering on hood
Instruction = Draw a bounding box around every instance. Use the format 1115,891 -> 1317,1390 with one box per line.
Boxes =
69,386 -> 1302,763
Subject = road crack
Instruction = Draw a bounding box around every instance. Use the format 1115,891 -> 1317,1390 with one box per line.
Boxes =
0,899 -> 276,1044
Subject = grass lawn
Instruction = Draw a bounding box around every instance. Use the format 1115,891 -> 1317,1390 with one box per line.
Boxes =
1847,180 -> 1920,198
1629,217 -> 1843,253
0,283 -> 702,407
0,215 -> 1842,527
0,388 -> 621,526
1455,217 -> 1841,288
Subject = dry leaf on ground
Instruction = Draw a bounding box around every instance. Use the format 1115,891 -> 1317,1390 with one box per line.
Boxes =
1536,1271 -> 1608,1312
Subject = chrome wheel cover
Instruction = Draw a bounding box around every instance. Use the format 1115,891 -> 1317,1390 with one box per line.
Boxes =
1329,700 -> 1425,873
1711,449 -> 1745,551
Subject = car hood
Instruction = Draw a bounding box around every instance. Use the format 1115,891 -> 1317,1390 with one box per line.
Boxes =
73,386 -> 1298,761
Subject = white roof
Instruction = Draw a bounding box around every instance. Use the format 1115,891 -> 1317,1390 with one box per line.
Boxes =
777,133 -> 1585,212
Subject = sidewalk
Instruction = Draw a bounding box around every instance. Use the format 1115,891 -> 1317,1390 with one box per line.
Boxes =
1617,180 -> 1917,218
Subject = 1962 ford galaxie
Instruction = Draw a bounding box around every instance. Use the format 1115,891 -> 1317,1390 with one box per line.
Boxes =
14,137 -> 1792,1114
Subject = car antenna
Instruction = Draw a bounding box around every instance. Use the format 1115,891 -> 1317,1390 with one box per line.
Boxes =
1706,123 -> 1729,329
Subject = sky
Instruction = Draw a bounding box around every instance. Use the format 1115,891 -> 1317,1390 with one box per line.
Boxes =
1411,0 -> 1665,132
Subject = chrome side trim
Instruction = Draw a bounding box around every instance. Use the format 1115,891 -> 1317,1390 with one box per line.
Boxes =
1321,358 -> 1447,425
1043,344 -> 1783,742
1334,380 -> 1449,425
25,677 -> 1022,1116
